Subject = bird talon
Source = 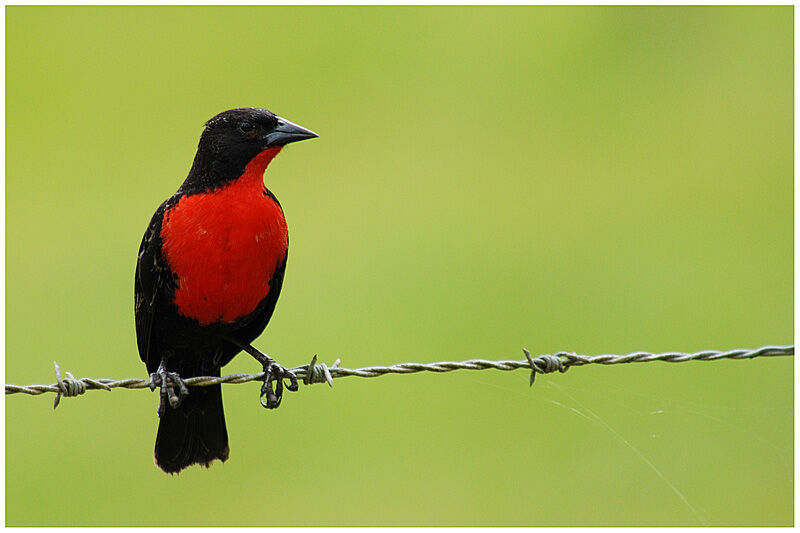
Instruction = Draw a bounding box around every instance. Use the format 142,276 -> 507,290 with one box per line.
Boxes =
259,360 -> 297,409
286,373 -> 299,392
150,368 -> 189,417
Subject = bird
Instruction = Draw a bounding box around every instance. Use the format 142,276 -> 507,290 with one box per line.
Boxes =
134,108 -> 318,474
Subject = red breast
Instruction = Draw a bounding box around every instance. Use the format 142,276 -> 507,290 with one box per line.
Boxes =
160,147 -> 288,326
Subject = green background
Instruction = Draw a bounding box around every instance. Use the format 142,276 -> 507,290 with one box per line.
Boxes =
6,6 -> 793,526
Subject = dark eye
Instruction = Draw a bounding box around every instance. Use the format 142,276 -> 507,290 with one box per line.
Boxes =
239,121 -> 255,134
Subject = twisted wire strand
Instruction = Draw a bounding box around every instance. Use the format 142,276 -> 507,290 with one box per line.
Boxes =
5,345 -> 793,407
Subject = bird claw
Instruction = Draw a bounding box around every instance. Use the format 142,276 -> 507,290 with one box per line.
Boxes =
259,359 -> 298,409
150,368 -> 189,417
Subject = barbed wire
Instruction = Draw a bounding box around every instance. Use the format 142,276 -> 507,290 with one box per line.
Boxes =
4,344 -> 793,408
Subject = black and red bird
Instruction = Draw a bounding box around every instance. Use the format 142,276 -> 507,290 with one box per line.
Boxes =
134,108 -> 317,474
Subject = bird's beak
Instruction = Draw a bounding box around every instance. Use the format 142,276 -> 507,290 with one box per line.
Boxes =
262,117 -> 319,147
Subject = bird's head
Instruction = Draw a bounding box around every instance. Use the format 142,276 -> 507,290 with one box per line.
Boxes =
201,107 -> 318,159
184,108 -> 318,191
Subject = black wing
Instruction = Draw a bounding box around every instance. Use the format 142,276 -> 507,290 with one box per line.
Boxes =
134,199 -> 174,372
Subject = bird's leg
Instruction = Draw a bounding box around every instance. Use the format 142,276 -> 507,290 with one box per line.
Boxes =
225,337 -> 298,409
149,357 -> 190,417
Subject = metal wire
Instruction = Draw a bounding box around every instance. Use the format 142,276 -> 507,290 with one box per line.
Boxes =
4,344 -> 793,408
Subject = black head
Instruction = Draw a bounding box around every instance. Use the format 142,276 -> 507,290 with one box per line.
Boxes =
182,108 -> 318,192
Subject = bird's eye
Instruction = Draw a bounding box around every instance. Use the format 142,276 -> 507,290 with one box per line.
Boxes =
239,121 -> 255,134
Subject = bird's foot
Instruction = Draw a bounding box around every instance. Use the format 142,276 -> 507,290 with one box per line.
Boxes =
260,358 -> 298,409
149,367 -> 190,417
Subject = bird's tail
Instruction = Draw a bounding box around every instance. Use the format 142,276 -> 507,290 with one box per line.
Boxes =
154,378 -> 229,474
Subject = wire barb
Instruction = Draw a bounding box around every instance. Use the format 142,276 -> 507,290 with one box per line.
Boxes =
52,361 -> 113,409
301,355 -> 338,387
5,344 -> 793,403
523,349 -> 567,386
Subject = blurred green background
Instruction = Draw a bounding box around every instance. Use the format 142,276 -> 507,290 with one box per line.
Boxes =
6,6 -> 793,526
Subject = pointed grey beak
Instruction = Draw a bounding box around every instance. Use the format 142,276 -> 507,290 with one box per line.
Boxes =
262,116 -> 319,147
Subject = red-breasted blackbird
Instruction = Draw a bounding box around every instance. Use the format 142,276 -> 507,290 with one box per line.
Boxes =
134,108 -> 317,473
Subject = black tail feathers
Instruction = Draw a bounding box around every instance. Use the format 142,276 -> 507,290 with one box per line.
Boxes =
154,382 -> 229,474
